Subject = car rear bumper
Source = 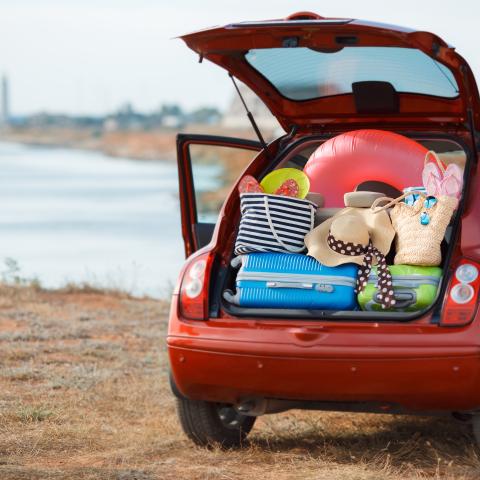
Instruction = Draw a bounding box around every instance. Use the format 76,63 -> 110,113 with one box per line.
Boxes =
168,297 -> 480,412
168,341 -> 480,412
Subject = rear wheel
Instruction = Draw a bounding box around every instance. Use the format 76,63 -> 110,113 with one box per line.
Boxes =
176,397 -> 256,448
472,415 -> 480,447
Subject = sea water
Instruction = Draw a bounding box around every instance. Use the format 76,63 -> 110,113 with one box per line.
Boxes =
0,141 -> 218,298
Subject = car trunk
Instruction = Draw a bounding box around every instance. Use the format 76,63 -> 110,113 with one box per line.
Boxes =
178,13 -> 480,322
216,133 -> 470,322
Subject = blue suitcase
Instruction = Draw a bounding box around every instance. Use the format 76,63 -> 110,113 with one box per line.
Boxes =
223,252 -> 358,310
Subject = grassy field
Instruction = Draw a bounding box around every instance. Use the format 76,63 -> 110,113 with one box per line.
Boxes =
1,285 -> 479,480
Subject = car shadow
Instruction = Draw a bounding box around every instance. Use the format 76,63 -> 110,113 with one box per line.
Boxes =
250,414 -> 478,471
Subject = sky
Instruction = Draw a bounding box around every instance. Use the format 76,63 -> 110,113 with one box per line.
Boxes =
0,0 -> 479,116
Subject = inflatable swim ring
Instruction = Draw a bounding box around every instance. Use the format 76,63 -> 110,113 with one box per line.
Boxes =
303,130 -> 428,207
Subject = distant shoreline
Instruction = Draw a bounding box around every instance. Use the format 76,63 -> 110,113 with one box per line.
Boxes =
0,127 -> 176,162
0,124 -> 260,162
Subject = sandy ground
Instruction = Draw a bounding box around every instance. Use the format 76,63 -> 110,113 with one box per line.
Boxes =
1,285 -> 479,480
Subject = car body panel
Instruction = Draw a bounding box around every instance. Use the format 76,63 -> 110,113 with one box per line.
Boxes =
460,163 -> 480,260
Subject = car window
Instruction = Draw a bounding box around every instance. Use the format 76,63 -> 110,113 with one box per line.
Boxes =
245,47 -> 459,100
189,144 -> 257,223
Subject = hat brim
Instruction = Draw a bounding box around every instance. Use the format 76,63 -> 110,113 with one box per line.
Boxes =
304,207 -> 395,267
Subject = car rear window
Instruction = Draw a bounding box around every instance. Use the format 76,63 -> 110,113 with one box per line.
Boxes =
245,47 -> 459,100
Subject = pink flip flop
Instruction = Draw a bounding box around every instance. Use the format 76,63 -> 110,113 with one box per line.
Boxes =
422,151 -> 463,199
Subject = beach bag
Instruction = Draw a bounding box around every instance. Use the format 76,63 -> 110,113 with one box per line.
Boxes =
224,252 -> 358,310
372,192 -> 458,266
358,264 -> 442,312
234,193 -> 316,255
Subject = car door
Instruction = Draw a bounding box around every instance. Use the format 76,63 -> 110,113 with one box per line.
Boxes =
176,134 -> 261,257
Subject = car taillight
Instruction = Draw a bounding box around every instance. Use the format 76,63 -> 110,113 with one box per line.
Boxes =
179,252 -> 214,320
441,259 -> 480,326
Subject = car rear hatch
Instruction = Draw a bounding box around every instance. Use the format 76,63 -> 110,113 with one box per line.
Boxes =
179,12 -> 480,134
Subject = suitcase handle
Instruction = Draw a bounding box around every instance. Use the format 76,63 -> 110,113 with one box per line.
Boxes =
266,281 -> 314,289
266,281 -> 334,292
374,290 -> 417,309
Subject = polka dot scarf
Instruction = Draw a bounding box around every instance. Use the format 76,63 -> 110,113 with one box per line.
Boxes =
327,233 -> 396,309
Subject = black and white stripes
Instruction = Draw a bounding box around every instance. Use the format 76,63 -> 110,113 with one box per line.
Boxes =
234,193 -> 316,255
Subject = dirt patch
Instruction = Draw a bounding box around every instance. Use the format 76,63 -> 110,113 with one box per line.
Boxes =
0,285 -> 479,479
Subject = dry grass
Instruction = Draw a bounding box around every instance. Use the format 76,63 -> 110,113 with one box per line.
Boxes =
1,284 -> 479,480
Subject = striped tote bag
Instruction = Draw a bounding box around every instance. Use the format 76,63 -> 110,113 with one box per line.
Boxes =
234,193 -> 316,255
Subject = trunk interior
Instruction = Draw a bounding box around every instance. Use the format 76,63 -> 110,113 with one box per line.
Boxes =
218,133 -> 470,322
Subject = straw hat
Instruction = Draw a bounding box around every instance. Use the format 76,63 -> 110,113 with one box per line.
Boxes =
344,191 -> 385,208
304,207 -> 395,267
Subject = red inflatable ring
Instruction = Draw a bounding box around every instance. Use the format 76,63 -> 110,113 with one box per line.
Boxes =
303,130 -> 428,207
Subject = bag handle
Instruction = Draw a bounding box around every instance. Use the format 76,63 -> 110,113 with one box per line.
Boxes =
424,150 -> 446,174
371,190 -> 428,214
263,196 -> 314,253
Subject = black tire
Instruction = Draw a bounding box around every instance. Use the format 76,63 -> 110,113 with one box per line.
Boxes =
176,397 -> 256,448
472,415 -> 480,447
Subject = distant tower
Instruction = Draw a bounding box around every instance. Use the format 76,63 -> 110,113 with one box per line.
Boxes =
1,74 -> 10,125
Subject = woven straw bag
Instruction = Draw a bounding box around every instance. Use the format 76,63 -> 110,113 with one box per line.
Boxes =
372,192 -> 458,266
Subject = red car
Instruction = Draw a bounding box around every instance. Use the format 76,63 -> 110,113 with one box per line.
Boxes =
168,12 -> 480,447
